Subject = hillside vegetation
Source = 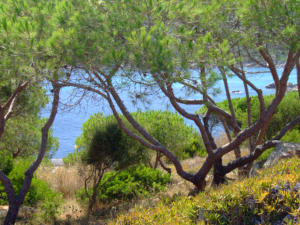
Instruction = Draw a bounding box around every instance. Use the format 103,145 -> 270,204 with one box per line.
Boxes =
110,157 -> 300,225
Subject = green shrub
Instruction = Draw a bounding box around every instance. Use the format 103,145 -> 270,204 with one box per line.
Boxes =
257,147 -> 274,162
111,158 -> 300,225
132,110 -> 206,159
0,159 -> 62,221
78,121 -> 151,211
83,122 -> 149,169
183,138 -> 207,157
281,129 -> 300,143
62,150 -> 85,166
76,165 -> 171,204
66,110 -> 205,166
0,150 -> 13,175
215,92 -> 300,141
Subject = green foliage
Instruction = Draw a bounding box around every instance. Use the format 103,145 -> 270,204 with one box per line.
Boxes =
257,148 -> 274,162
206,92 -> 300,142
132,110 -> 205,159
62,150 -> 84,166
0,117 -> 59,159
257,130 -> 300,162
0,150 -> 13,175
112,157 -> 300,225
69,110 -> 205,166
0,159 -> 62,220
77,119 -> 150,211
0,0 -> 60,159
76,165 -> 171,204
281,129 -> 300,143
83,121 -> 149,169
183,138 -> 208,158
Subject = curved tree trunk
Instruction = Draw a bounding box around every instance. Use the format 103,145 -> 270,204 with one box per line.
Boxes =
212,158 -> 226,185
203,111 -> 227,186
0,83 -> 60,224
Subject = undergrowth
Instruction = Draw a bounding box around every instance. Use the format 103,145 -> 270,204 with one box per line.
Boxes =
110,157 -> 300,225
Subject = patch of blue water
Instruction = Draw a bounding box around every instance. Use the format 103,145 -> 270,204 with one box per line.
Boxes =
45,68 -> 297,158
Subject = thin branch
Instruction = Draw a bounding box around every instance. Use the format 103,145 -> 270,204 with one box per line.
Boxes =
274,115 -> 300,140
245,48 -> 268,68
259,49 -> 279,94
230,65 -> 265,120
174,98 -> 204,105
219,67 -> 239,129
58,81 -> 108,99
164,83 -> 213,154
2,79 -> 32,112
4,97 -> 16,120
222,140 -> 280,174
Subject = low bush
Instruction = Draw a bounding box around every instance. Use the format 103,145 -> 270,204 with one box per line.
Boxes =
64,110 -> 206,167
281,129 -> 300,143
132,110 -> 206,159
216,91 -> 300,141
0,159 -> 62,222
76,165 -> 171,205
257,147 -> 274,162
62,150 -> 85,166
110,157 -> 300,225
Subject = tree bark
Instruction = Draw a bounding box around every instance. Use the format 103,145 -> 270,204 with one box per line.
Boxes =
203,110 -> 227,185
1,82 -> 60,224
0,115 -> 5,138
296,57 -> 300,98
212,158 -> 226,185
4,198 -> 22,225
153,152 -> 160,169
88,168 -> 103,214
158,157 -> 171,174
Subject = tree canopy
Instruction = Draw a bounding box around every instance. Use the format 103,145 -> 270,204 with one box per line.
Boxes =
0,0 -> 300,222
52,0 -> 300,192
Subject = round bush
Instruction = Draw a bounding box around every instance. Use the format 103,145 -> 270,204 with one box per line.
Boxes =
76,165 -> 171,204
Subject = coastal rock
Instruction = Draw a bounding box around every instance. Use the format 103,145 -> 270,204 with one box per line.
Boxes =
287,82 -> 296,88
264,142 -> 300,168
265,82 -> 298,90
266,82 -> 276,89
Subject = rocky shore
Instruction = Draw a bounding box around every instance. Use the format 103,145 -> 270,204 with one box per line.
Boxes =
265,82 -> 298,92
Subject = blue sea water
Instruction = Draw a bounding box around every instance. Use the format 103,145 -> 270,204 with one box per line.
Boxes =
45,68 -> 297,158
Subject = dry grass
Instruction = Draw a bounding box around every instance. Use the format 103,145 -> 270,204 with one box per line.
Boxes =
215,131 -> 230,147
35,135 -> 254,224
37,165 -> 85,199
215,131 -> 250,164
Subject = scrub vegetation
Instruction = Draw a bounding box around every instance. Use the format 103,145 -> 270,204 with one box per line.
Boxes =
0,0 -> 299,224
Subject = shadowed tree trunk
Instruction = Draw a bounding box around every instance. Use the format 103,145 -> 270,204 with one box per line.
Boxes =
0,83 -> 60,225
